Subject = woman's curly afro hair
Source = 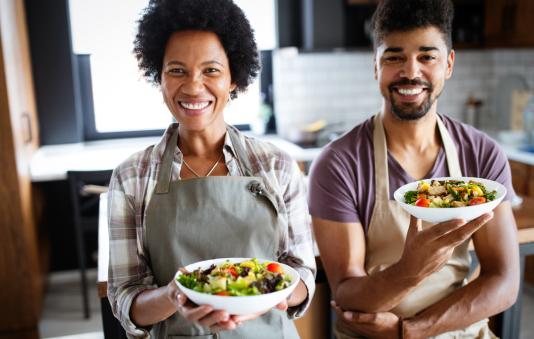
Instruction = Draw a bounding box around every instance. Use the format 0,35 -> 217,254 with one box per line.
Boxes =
133,0 -> 260,98
371,0 -> 454,51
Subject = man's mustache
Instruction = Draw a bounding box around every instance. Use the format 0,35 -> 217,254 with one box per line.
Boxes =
388,79 -> 433,91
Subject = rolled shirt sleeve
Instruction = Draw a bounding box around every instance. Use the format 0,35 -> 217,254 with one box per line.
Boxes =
277,159 -> 316,319
107,164 -> 157,338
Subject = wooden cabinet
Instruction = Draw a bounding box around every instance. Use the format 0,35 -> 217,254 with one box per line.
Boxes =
343,0 -> 534,48
0,0 -> 42,338
485,0 -> 534,47
509,160 -> 534,198
510,160 -> 530,196
509,160 -> 534,285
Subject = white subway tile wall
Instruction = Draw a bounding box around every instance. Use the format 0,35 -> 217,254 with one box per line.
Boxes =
273,49 -> 534,137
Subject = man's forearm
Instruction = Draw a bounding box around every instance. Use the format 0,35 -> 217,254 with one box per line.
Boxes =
336,261 -> 422,312
403,273 -> 518,338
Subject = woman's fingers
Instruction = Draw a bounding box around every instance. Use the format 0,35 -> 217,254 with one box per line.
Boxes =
210,320 -> 238,332
180,304 -> 214,322
275,299 -> 288,311
197,310 -> 231,327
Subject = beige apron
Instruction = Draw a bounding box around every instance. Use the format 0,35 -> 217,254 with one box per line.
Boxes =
144,126 -> 300,338
335,114 -> 495,339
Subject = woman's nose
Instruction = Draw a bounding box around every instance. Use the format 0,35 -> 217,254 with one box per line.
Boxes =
181,74 -> 204,95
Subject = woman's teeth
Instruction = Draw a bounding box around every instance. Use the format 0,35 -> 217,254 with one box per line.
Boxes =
398,88 -> 423,95
180,102 -> 210,110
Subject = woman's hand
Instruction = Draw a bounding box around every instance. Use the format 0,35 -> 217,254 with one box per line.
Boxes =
168,277 -> 306,329
167,280 -> 238,332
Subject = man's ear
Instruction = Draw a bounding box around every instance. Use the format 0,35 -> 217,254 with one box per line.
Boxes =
445,49 -> 455,80
374,55 -> 378,80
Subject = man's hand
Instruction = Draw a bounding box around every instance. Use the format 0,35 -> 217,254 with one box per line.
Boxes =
399,212 -> 494,280
332,301 -> 400,339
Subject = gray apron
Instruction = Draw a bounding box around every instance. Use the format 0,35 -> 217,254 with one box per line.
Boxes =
144,126 -> 300,339
335,114 -> 495,339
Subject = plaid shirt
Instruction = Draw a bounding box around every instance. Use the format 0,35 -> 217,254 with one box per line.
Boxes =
107,124 -> 316,338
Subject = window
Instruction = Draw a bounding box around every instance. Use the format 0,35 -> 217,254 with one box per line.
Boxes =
68,0 -> 276,138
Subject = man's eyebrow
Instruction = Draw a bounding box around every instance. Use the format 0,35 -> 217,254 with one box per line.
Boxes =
384,47 -> 403,53
420,46 -> 439,52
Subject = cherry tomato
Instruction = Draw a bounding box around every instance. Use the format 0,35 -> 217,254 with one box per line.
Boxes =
468,197 -> 486,206
226,267 -> 238,278
215,291 -> 230,296
266,262 -> 284,274
415,198 -> 431,207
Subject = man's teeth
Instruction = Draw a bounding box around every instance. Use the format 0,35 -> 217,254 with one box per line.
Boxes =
181,102 -> 210,110
398,88 -> 423,95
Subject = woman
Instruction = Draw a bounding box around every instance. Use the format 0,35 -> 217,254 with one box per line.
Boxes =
107,0 -> 316,338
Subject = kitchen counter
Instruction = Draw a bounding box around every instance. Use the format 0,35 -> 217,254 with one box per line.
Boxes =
29,134 -> 322,182
29,132 -> 534,182
501,145 -> 534,166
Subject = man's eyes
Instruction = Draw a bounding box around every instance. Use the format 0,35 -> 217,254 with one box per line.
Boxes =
420,55 -> 437,61
383,55 -> 437,63
384,56 -> 402,62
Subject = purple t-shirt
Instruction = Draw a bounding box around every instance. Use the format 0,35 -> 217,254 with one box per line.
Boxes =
308,114 -> 515,233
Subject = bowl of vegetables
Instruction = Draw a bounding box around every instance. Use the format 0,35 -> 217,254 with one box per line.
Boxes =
393,177 -> 506,223
175,258 -> 300,315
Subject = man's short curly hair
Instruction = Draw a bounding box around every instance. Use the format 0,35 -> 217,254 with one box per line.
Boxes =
133,0 -> 260,98
371,0 -> 454,51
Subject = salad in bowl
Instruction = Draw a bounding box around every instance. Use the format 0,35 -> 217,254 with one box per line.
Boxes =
175,258 -> 300,315
393,177 -> 506,223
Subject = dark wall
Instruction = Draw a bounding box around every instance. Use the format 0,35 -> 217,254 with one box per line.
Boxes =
276,0 -> 302,48
25,0 -> 83,145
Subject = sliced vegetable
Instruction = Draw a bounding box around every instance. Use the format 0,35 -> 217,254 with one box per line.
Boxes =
415,198 -> 431,207
405,179 -> 496,208
468,197 -> 486,206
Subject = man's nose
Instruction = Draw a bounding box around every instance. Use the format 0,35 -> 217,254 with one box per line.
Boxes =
400,58 -> 422,80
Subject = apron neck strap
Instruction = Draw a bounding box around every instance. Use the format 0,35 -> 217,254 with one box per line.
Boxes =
373,114 -> 390,201
372,113 -> 463,200
155,126 -> 180,194
226,125 -> 255,177
436,116 -> 462,177
154,125 -> 256,194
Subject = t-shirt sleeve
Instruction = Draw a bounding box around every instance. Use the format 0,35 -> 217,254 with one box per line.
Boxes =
308,147 -> 360,223
477,136 -> 517,202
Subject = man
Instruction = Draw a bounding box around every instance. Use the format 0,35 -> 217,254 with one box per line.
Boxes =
308,0 -> 519,338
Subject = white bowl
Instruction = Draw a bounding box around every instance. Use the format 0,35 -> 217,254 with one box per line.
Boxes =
393,177 -> 506,223
174,258 -> 300,315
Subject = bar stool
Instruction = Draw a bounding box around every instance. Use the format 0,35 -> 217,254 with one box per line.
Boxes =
67,170 -> 113,319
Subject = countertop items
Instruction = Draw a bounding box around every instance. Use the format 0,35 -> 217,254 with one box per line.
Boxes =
30,134 -> 322,182
29,131 -> 534,182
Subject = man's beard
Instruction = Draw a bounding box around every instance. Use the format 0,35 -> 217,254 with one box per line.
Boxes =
388,79 -> 438,121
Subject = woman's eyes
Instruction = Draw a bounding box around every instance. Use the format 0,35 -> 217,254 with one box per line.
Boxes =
167,68 -> 185,75
166,68 -> 221,75
204,68 -> 220,74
